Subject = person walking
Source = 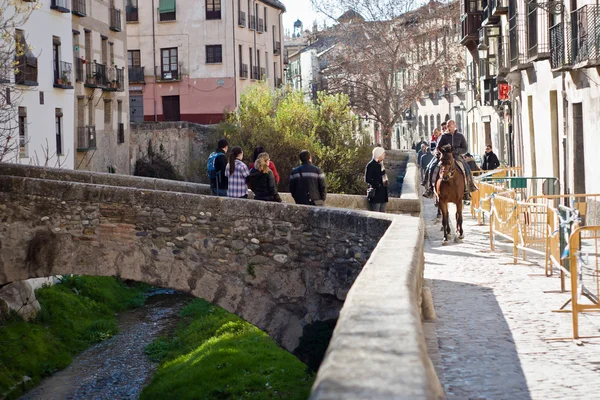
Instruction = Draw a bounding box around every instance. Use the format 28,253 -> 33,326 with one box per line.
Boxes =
481,145 -> 500,170
289,150 -> 327,206
465,153 -> 481,172
207,138 -> 229,196
247,153 -> 282,202
249,145 -> 280,184
365,147 -> 389,213
225,146 -> 250,198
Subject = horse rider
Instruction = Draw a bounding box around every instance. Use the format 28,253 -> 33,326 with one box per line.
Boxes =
423,119 -> 478,200
421,123 -> 446,188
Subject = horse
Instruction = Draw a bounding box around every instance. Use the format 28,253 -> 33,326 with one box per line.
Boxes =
435,145 -> 465,243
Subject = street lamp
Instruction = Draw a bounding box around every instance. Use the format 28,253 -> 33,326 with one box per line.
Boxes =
477,42 -> 489,60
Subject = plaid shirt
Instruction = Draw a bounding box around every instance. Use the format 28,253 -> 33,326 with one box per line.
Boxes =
225,159 -> 250,198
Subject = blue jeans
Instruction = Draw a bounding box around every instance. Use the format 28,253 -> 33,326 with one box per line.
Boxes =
211,188 -> 228,197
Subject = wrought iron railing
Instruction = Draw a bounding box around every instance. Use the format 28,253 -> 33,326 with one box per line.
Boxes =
51,0 -> 70,12
110,7 -> 122,31
509,12 -> 527,68
238,11 -> 246,27
550,21 -> 572,68
274,41 -> 281,55
240,63 -> 248,78
252,66 -> 259,80
249,15 -> 256,30
115,67 -> 124,90
126,5 -> 138,21
570,5 -> 600,66
72,0 -> 86,16
14,55 -> 38,85
258,18 -> 264,33
527,3 -> 550,60
77,126 -> 96,150
54,60 -> 73,87
86,62 -> 108,87
260,68 -> 266,79
128,66 -> 144,83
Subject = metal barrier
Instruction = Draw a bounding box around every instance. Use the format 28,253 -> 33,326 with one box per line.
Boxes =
480,176 -> 559,200
569,226 -> 600,339
489,194 -> 520,263
471,181 -> 515,223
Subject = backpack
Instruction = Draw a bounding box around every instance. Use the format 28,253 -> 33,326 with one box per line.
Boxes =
207,152 -> 220,180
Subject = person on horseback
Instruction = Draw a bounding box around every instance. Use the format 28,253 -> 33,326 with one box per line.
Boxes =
423,119 -> 478,200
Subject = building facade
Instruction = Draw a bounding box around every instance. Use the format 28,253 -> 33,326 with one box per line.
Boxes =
460,0 -> 600,194
72,0 -> 130,174
2,1 -> 75,168
125,0 -> 285,124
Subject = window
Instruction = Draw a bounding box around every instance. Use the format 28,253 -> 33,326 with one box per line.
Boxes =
159,0 -> 176,21
104,99 -> 112,126
206,45 -> 222,64
117,101 -> 124,144
101,36 -> 108,65
206,0 -> 221,19
264,7 -> 267,32
128,50 -> 141,67
39,91 -> 44,104
161,48 -> 178,80
55,108 -> 63,156
19,107 -> 27,158
126,0 -> 139,22
110,42 -> 115,65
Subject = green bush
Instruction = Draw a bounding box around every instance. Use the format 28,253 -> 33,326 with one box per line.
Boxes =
140,299 -> 314,400
221,83 -> 372,194
0,276 -> 146,399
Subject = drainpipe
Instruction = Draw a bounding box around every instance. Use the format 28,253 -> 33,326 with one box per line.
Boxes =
253,0 -> 257,78
152,0 -> 158,122
232,0 -> 238,108
561,70 -> 568,198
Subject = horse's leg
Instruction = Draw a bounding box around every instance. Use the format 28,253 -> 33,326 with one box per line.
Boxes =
456,200 -> 464,239
440,201 -> 449,242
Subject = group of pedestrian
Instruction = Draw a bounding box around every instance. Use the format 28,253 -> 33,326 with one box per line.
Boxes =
207,138 -> 327,206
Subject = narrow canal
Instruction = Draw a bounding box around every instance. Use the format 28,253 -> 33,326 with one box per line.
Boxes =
20,290 -> 192,400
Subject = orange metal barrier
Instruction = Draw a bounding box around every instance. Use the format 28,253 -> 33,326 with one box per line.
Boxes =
489,194 -> 520,263
569,226 -> 600,340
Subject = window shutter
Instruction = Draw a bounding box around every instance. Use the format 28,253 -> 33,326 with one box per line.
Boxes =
159,0 -> 176,13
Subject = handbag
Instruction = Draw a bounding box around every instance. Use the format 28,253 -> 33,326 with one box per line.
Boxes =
367,187 -> 376,200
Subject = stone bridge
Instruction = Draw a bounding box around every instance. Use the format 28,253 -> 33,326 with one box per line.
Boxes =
0,158 -> 443,399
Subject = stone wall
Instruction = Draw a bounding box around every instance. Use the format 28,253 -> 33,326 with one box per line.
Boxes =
0,174 -> 389,352
129,122 -> 218,183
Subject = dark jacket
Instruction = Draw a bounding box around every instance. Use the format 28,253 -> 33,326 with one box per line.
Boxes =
289,162 -> 327,205
365,159 -> 388,204
481,151 -> 500,170
210,149 -> 228,190
436,132 -> 468,156
467,160 -> 480,171
420,151 -> 434,169
247,169 -> 281,202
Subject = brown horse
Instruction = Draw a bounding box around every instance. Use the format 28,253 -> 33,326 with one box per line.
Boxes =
435,145 -> 465,243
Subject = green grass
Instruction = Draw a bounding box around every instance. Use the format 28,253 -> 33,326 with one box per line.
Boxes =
0,276 -> 147,399
140,299 -> 315,400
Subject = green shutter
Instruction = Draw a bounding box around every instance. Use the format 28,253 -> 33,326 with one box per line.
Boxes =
159,0 -> 175,13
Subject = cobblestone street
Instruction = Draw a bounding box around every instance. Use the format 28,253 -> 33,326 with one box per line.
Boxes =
423,199 -> 600,400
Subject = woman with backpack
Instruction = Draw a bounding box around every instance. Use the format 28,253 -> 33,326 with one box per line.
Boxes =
247,153 -> 282,202
225,147 -> 250,198
249,146 -> 280,184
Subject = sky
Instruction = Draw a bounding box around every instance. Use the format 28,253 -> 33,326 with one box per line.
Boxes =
281,0 -> 324,36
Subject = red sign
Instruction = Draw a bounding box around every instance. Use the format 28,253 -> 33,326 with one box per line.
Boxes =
499,83 -> 511,100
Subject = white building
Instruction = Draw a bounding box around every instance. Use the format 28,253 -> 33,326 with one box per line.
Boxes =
1,1 -> 75,168
460,0 -> 600,194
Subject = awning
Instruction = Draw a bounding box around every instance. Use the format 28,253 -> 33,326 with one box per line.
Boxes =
158,0 -> 175,13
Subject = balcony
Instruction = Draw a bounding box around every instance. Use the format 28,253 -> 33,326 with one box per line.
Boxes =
251,66 -> 259,80
238,11 -> 246,27
117,123 -> 125,144
104,66 -> 125,91
128,66 -> 145,83
509,13 -> 529,70
77,126 -> 96,151
110,7 -> 122,32
461,12 -> 483,47
258,18 -> 264,33
491,0 -> 508,16
72,0 -> 86,16
260,67 -> 266,79
126,5 -> 138,22
550,22 -> 571,70
53,61 -> 74,89
570,5 -> 600,67
85,62 -> 108,88
160,68 -> 179,81
240,63 -> 248,79
274,41 -> 281,55
51,0 -> 70,13
527,3 -> 550,61
249,15 -> 256,30
14,55 -> 38,86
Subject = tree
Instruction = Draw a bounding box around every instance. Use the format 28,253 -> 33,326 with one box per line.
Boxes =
221,82 -> 371,194
0,0 -> 40,163
311,0 -> 462,148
